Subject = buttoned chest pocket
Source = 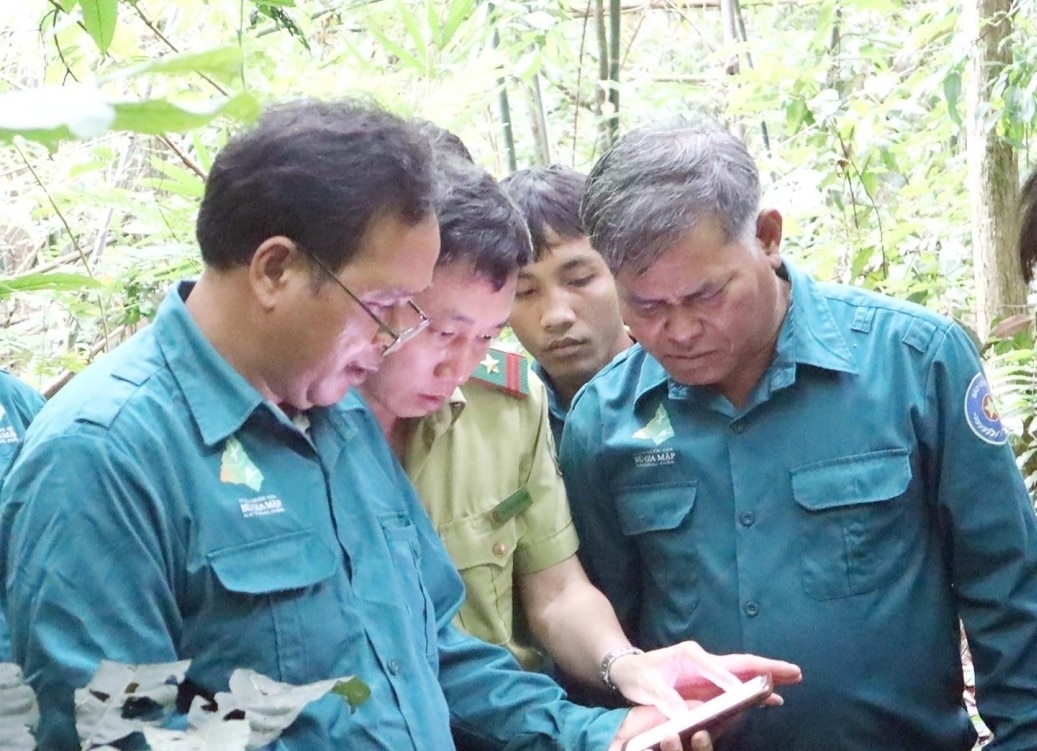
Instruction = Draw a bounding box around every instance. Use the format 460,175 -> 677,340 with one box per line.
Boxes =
437,514 -> 518,648
380,514 -> 438,660
792,448 -> 914,600
208,529 -> 339,674
615,484 -> 700,611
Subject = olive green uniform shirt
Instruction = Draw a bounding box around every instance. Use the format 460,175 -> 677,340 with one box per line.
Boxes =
402,350 -> 579,670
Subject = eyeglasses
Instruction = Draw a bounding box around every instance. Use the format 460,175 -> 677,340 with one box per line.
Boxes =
295,243 -> 430,356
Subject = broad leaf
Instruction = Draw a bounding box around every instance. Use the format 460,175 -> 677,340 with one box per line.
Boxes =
187,669 -> 370,748
0,85 -> 115,148
0,664 -> 37,751
111,93 -> 261,135
74,659 -> 190,745
143,720 -> 250,751
80,0 -> 118,55
102,47 -> 245,86
0,272 -> 106,296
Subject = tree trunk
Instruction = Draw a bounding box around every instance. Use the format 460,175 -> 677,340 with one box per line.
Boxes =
964,0 -> 1025,341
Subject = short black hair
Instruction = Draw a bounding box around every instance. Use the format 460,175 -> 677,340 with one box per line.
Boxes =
416,119 -> 474,163
1021,168 -> 1037,284
500,165 -> 587,261
435,156 -> 532,291
196,99 -> 436,271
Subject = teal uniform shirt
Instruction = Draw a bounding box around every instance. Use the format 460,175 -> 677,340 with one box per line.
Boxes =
531,360 -> 567,450
0,282 -> 625,750
561,262 -> 1037,751
0,371 -> 45,660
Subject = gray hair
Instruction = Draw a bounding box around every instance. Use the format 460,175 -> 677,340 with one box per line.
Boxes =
580,115 -> 761,275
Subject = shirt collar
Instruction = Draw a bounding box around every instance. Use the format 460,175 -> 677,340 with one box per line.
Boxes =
154,281 -> 267,447
531,360 -> 569,425
779,261 -> 858,376
633,261 -> 858,407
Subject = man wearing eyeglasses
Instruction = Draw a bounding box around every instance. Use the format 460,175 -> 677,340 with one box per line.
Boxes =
0,101 -> 692,750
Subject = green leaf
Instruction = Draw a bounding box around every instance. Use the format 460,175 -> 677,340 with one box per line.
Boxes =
111,93 -> 261,135
102,47 -> 245,86
0,85 -> 115,148
329,676 -> 371,713
80,0 -> 118,55
943,69 -> 962,127
0,272 -> 106,296
397,0 -> 428,63
440,0 -> 476,49
366,24 -> 425,73
57,0 -> 80,12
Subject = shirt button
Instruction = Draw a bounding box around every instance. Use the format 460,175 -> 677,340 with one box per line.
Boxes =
492,542 -> 508,558
731,422 -> 746,434
739,511 -> 755,527
744,601 -> 759,617
388,660 -> 400,675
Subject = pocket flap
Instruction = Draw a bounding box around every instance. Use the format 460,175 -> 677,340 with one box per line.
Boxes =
615,484 -> 697,536
209,529 -> 337,594
792,449 -> 912,511
438,512 -> 519,571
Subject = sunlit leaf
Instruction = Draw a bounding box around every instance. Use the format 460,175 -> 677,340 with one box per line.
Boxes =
80,0 -> 118,55
111,93 -> 261,135
102,47 -> 245,86
187,669 -> 370,748
944,68 -> 962,126
0,272 -> 106,296
143,720 -> 250,751
74,659 -> 190,745
0,85 -> 115,147
0,664 -> 37,751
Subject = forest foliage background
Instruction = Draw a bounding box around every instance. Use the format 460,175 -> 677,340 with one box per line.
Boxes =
0,0 -> 1035,496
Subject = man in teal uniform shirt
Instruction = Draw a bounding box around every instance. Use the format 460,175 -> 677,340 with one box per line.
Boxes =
0,370 -> 44,659
502,166 -> 633,447
0,101 -> 671,750
563,115 -> 1037,750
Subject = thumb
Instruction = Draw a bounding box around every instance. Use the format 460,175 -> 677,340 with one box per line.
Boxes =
646,682 -> 689,720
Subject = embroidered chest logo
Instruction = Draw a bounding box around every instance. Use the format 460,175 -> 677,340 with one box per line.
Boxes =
631,404 -> 676,467
0,405 -> 18,445
964,373 -> 1008,445
220,436 -> 264,491
632,404 -> 674,445
220,436 -> 285,518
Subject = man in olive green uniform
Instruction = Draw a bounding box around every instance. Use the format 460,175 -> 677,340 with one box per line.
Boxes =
358,152 -> 802,740
399,348 -> 572,671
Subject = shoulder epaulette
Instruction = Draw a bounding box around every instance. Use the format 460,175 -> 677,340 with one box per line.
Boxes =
469,347 -> 529,398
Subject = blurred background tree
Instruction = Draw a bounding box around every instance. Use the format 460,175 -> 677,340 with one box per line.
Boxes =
0,0 -> 1034,497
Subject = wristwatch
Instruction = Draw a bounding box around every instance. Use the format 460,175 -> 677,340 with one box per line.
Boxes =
599,645 -> 645,692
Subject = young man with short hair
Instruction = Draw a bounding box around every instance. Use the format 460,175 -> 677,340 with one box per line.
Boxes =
502,166 -> 633,446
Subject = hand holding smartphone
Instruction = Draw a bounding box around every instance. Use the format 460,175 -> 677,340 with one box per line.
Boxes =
622,674 -> 774,751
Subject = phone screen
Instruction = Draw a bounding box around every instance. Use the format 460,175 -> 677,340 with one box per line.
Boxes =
623,674 -> 774,751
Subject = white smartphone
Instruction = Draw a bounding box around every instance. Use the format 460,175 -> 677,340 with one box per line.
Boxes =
622,674 -> 775,751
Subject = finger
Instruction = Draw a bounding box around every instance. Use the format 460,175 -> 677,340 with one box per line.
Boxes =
646,683 -> 690,720
690,730 -> 713,751
718,655 -> 802,685
658,731 -> 683,751
677,642 -> 742,693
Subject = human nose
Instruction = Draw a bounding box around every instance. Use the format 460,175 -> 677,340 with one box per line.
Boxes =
663,307 -> 705,344
540,289 -> 577,332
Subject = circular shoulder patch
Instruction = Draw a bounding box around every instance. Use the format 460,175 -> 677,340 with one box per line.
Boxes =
964,373 -> 1008,445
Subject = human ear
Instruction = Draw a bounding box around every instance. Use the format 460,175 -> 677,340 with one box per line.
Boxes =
249,236 -> 297,311
755,209 -> 783,267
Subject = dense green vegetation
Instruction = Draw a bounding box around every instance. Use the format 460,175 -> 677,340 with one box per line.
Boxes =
0,0 -> 1034,496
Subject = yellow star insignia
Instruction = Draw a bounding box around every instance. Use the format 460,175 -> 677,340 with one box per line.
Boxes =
480,353 -> 500,374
